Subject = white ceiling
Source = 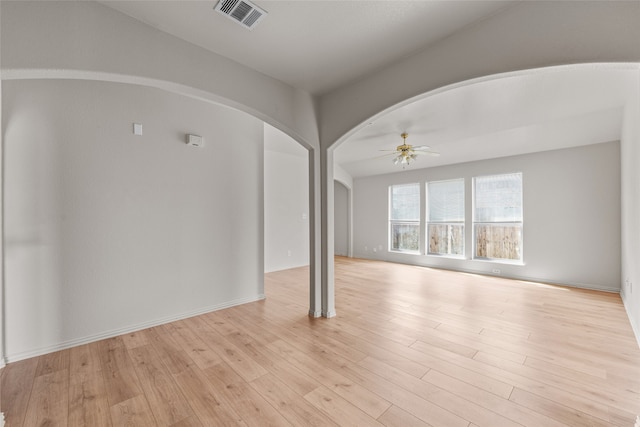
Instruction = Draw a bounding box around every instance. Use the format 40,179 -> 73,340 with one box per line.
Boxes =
99,1 -> 639,178
335,65 -> 639,177
100,0 -> 513,96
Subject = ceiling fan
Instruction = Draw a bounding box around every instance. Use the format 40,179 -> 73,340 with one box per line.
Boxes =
382,132 -> 440,166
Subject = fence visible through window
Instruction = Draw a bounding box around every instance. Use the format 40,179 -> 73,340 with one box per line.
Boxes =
473,173 -> 523,262
427,178 -> 464,257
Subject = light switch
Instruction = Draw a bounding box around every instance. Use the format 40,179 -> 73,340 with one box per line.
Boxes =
133,123 -> 143,136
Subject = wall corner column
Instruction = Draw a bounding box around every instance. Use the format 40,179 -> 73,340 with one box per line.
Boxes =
308,148 -> 323,318
321,146 -> 336,318
0,0 -> 5,367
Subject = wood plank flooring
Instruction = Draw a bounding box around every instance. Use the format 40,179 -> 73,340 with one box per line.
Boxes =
2,257 -> 640,426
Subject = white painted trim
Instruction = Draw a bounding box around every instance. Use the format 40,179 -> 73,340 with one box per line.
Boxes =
322,310 -> 337,318
5,294 -> 265,364
308,310 -> 322,318
472,269 -> 620,293
622,292 -> 640,350
371,257 -> 621,293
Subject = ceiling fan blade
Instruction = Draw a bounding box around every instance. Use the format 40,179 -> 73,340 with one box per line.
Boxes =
412,145 -> 432,150
351,131 -> 397,142
375,152 -> 399,160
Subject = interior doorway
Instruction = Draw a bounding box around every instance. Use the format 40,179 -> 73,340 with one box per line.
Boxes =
334,180 -> 349,257
263,124 -> 310,273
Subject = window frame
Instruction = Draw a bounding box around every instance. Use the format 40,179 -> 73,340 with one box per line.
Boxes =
388,183 -> 421,254
472,172 -> 524,263
426,178 -> 465,258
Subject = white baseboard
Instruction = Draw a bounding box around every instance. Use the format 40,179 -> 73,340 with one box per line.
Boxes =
5,294 -> 265,363
456,268 -> 620,293
373,256 -> 621,293
622,293 -> 640,350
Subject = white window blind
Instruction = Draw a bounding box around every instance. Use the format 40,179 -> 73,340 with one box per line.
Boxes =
474,173 -> 523,223
428,179 -> 464,222
391,183 -> 420,221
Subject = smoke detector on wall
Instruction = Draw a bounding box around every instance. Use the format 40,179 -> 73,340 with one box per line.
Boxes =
214,0 -> 267,30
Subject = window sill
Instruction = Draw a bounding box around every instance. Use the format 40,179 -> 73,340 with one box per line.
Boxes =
389,250 -> 421,255
473,258 -> 525,266
426,253 -> 466,260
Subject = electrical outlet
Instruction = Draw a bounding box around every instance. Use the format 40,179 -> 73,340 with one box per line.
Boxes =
492,269 -> 501,275
373,247 -> 377,253
287,250 -> 291,257
364,246 -> 368,252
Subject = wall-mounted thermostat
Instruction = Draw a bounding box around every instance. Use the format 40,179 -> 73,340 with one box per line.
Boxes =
186,134 -> 204,147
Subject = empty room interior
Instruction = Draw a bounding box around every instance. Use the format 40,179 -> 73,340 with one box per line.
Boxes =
1,1 -> 640,426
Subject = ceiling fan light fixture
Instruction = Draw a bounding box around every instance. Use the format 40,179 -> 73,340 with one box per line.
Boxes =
380,132 -> 440,168
396,132 -> 415,166
387,132 -> 439,168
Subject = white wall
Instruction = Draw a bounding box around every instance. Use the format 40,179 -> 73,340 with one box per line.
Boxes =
264,125 -> 309,273
334,163 -> 353,190
0,1 -> 319,149
334,181 -> 349,256
621,75 -> 640,345
1,0 -> 325,322
3,79 -> 265,361
353,142 -> 621,291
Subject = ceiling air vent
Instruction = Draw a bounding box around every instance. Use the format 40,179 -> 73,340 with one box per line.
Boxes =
214,0 -> 267,30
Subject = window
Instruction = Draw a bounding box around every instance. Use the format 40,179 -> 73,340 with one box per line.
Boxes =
427,179 -> 464,256
389,183 -> 420,252
473,173 -> 523,262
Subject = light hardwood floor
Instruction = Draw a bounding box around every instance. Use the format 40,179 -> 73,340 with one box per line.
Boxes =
2,257 -> 640,426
